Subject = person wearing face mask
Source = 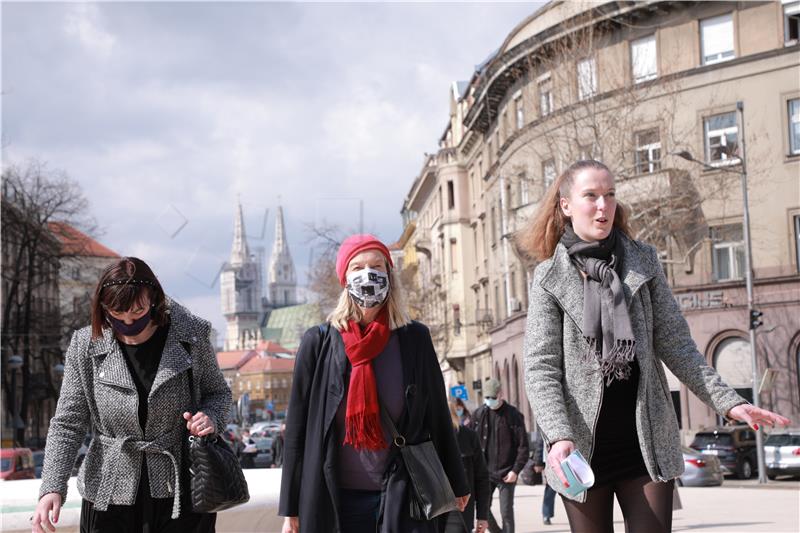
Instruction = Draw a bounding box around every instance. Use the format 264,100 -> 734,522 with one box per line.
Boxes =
279,234 -> 470,533
470,378 -> 529,533
454,398 -> 472,427
520,160 -> 790,533
32,257 -> 231,533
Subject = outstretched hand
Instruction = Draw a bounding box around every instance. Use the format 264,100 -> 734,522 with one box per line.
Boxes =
727,404 -> 790,431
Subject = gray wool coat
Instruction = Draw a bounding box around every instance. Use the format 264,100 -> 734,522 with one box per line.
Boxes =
523,234 -> 745,502
38,299 -> 232,516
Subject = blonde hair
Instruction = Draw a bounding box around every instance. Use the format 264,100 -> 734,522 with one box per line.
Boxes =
516,160 -> 631,261
447,399 -> 461,430
328,267 -> 411,331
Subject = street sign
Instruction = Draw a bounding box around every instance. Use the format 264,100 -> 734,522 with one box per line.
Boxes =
450,385 -> 468,401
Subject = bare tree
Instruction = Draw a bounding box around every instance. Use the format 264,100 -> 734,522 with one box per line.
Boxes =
1,160 -> 97,446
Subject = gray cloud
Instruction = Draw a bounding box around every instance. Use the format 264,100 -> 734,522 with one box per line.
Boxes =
2,1 -> 539,339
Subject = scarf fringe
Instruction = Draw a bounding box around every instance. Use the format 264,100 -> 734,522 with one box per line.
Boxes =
584,337 -> 636,386
343,411 -> 388,451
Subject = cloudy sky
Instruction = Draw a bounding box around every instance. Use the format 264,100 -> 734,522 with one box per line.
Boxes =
2,1 -> 539,341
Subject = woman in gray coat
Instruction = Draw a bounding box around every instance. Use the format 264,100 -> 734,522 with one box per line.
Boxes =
32,257 -> 232,533
520,160 -> 789,533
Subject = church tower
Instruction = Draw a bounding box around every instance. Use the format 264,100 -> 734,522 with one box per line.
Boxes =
267,206 -> 297,308
220,202 -> 263,350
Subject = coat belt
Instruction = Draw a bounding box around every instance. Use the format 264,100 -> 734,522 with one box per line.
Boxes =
94,427 -> 185,519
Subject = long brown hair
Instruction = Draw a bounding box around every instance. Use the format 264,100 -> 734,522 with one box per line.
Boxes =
90,257 -> 169,338
516,160 -> 631,261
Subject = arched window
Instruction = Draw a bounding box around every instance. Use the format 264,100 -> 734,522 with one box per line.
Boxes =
713,336 -> 754,421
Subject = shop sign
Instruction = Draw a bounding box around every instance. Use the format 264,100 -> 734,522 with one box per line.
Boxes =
675,291 -> 724,311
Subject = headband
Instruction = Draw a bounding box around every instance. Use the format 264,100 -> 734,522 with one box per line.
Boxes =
101,278 -> 157,289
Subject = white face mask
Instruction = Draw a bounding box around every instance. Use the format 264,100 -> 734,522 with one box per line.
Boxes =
484,398 -> 500,410
346,267 -> 390,308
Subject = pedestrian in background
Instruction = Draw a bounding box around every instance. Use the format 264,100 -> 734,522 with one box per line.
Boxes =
279,234 -> 469,533
32,257 -> 231,533
471,378 -> 529,533
271,423 -> 285,468
532,429 -> 556,526
521,160 -> 790,533
455,398 -> 472,427
442,399 -> 490,533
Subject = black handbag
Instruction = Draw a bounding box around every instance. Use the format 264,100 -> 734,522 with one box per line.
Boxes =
520,458 -> 543,486
379,403 -> 459,521
186,368 -> 250,513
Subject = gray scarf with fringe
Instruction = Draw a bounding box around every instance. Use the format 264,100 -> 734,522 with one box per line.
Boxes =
561,225 -> 635,384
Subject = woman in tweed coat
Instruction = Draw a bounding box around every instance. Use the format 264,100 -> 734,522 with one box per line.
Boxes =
32,257 -> 232,533
521,160 -> 789,533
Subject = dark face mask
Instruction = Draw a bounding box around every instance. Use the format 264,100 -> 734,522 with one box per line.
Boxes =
108,308 -> 152,337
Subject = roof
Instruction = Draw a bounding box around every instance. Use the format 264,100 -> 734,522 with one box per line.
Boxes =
261,303 -> 322,350
239,355 -> 295,374
254,339 -> 293,355
216,350 -> 256,370
48,222 -> 120,258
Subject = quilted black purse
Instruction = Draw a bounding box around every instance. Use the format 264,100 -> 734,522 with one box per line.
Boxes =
379,403 -> 459,521
186,368 -> 250,513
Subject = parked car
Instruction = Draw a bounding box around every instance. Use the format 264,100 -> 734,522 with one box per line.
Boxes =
690,425 -> 757,479
0,448 -> 36,480
678,446 -> 723,486
252,437 -> 274,469
764,429 -> 800,480
33,450 -> 45,479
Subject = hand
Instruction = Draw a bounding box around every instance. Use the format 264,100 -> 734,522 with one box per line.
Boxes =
547,440 -> 575,488
281,516 -> 299,533
534,465 -> 544,473
31,492 -> 61,533
475,519 -> 489,533
727,404 -> 790,431
183,411 -> 215,437
455,494 -> 470,512
502,470 -> 518,484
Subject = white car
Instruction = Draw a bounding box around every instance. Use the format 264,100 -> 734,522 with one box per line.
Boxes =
764,429 -> 800,480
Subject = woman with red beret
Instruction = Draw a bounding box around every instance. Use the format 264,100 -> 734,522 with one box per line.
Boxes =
279,234 -> 470,533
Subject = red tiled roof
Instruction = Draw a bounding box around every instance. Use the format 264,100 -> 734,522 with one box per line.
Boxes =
255,340 -> 293,354
239,355 -> 295,374
48,222 -> 120,258
216,350 -> 256,370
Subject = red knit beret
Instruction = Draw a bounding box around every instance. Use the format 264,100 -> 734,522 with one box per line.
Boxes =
335,234 -> 394,287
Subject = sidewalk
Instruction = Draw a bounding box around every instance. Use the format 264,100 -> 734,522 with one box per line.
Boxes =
495,482 -> 800,533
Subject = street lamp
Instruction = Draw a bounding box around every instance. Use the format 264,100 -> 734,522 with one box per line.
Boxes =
673,100 -> 768,483
7,355 -> 25,446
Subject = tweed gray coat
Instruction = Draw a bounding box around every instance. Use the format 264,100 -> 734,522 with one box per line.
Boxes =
39,299 -> 232,516
523,234 -> 745,502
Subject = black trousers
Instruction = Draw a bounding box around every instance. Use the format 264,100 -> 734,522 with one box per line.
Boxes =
80,462 -> 216,533
487,481 -> 515,533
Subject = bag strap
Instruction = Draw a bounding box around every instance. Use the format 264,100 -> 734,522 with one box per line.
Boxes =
182,341 -> 199,412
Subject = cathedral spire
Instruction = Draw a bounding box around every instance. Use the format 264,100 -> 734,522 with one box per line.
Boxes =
230,200 -> 250,267
268,205 -> 297,307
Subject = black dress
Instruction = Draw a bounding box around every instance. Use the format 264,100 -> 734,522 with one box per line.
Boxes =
80,325 -> 216,533
589,359 -> 649,487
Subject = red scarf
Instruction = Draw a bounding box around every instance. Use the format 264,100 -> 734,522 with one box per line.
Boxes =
340,308 -> 391,450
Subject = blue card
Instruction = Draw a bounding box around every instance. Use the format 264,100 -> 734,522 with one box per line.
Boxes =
560,449 -> 595,497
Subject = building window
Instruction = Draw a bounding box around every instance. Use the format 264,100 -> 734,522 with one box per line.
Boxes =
704,112 -> 739,163
785,1 -> 800,45
710,224 -> 745,281
542,159 -> 557,187
794,215 -> 800,272
634,129 -> 662,174
514,94 -> 524,129
487,138 -> 493,164
450,239 -> 457,273
490,206 -> 497,246
447,180 -> 455,209
789,98 -> 800,155
577,57 -> 597,100
539,74 -> 553,116
631,34 -> 657,83
701,14 -> 735,65
518,172 -> 529,206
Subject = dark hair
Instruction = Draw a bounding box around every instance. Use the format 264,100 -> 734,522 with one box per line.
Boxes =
516,159 -> 631,261
90,257 -> 169,339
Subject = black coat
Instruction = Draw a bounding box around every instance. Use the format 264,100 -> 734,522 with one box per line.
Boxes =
455,426 -> 490,522
472,403 -> 529,483
279,321 -> 469,533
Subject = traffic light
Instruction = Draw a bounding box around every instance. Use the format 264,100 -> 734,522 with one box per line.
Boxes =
749,309 -> 763,330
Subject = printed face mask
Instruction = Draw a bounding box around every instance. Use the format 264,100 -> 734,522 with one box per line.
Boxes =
346,267 -> 390,308
108,308 -> 152,336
